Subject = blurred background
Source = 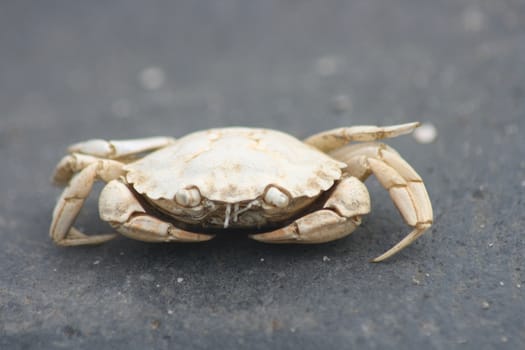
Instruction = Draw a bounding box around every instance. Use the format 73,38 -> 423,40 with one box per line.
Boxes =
1,1 -> 524,349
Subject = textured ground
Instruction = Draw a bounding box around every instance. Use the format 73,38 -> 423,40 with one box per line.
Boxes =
1,1 -> 524,349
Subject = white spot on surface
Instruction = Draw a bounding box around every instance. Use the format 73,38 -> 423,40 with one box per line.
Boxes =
177,277 -> 184,283
331,94 -> 353,114
111,99 -> 132,118
93,260 -> 100,265
521,180 -> 525,187
499,281 -> 505,286
315,55 -> 342,76
481,301 -> 490,309
322,256 -> 330,262
167,310 -> 174,315
463,7 -> 485,32
360,321 -> 374,336
139,273 -> 155,282
504,124 -> 518,135
260,258 -> 265,262
420,321 -> 439,336
413,123 -> 437,144
139,66 -> 166,90
475,146 -> 483,156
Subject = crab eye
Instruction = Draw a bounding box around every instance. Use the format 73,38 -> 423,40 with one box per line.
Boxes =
175,188 -> 201,207
263,186 -> 290,208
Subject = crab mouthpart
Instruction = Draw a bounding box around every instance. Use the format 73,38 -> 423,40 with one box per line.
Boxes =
223,200 -> 260,228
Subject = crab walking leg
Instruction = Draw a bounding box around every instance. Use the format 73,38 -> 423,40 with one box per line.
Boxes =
304,122 -> 420,153
330,142 -> 433,262
251,176 -> 371,244
53,137 -> 176,185
67,136 -> 176,159
99,180 -> 214,243
50,160 -> 125,246
53,153 -> 108,185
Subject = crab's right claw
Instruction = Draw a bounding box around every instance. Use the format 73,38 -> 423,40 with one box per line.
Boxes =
100,180 -> 215,243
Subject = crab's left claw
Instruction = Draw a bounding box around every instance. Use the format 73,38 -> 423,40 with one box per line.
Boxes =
251,176 -> 371,245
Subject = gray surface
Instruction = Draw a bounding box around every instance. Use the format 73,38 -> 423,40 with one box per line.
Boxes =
1,1 -> 524,349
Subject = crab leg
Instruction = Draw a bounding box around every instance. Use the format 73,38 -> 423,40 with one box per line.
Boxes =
53,153 -> 108,185
251,176 -> 370,244
50,159 -> 125,246
304,122 -> 420,153
330,142 -> 433,262
67,136 -> 176,159
99,180 -> 214,243
53,136 -> 176,185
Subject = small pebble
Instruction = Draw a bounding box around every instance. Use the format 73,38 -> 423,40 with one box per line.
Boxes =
177,277 -> 184,283
499,281 -> 505,286
413,123 -> 437,144
260,258 -> 265,262
322,256 -> 330,262
167,310 -> 174,315
481,301 -> 490,309
111,99 -> 132,118
315,55 -> 341,76
504,124 -> 518,135
331,94 -> 353,113
93,260 -> 100,265
139,66 -> 165,90
151,320 -> 160,330
463,7 -> 485,32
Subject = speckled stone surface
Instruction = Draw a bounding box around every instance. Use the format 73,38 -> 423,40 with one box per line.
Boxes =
1,1 -> 524,349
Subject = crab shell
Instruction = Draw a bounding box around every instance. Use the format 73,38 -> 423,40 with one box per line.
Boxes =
124,128 -> 346,228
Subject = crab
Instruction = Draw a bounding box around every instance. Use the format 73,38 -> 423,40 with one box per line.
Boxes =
50,122 -> 433,262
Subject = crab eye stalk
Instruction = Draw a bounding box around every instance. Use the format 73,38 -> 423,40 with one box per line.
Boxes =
263,186 -> 290,208
175,188 -> 202,207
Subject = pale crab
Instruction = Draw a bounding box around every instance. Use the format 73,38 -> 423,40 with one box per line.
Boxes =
50,122 -> 433,262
